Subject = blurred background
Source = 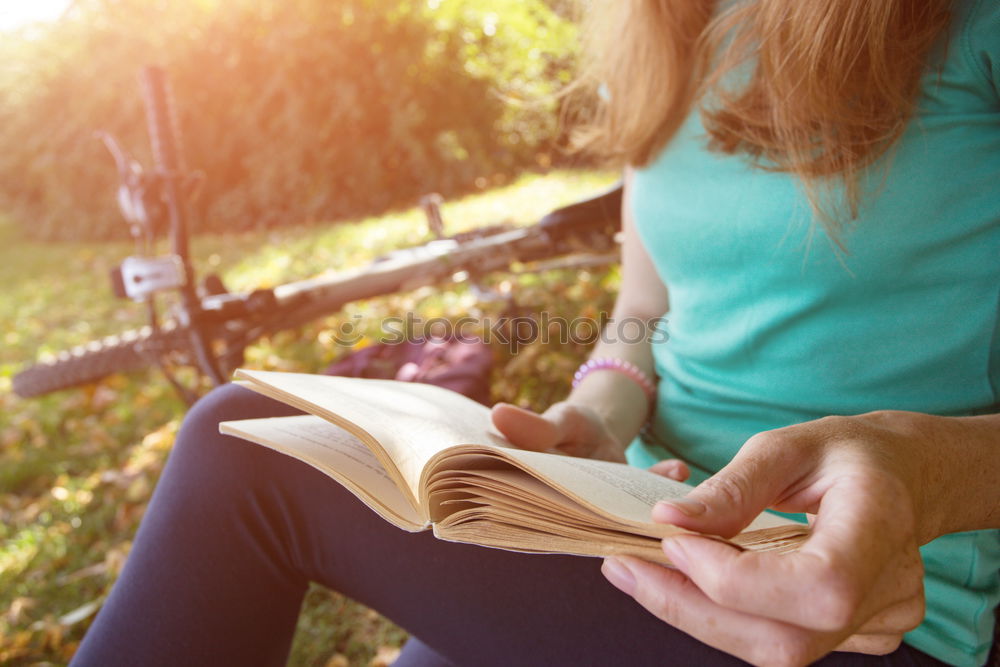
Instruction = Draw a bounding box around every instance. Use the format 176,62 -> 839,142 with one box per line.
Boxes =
0,0 -> 619,664
0,0 -> 582,240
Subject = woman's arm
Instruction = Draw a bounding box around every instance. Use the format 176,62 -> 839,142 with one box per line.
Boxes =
601,410 -> 1000,665
562,168 -> 668,446
922,412 -> 1000,535
492,169 -> 672,462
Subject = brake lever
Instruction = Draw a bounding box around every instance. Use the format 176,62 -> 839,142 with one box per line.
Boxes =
95,130 -> 159,242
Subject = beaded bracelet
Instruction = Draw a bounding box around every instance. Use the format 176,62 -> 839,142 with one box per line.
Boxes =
571,357 -> 657,403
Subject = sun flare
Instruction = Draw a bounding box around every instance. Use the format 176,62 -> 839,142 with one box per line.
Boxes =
0,0 -> 72,32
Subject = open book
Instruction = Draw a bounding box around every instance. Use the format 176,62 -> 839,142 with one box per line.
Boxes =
220,370 -> 808,564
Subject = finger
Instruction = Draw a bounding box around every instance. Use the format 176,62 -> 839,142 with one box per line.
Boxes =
490,403 -> 566,452
602,556 -> 835,666
649,459 -> 690,482
650,431 -> 813,537
834,633 -> 903,655
659,480 -> 910,632
793,476 -> 919,628
658,533 -> 855,632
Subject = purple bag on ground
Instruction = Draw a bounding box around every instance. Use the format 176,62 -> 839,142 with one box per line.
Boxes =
324,337 -> 494,406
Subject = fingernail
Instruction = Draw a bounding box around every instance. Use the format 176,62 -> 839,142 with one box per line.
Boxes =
601,557 -> 636,595
655,497 -> 707,518
661,538 -> 690,570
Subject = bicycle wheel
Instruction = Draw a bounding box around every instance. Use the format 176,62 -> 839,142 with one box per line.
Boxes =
12,325 -> 191,398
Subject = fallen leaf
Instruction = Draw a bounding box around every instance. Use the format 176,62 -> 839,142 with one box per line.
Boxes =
370,645 -> 401,667
58,599 -> 102,626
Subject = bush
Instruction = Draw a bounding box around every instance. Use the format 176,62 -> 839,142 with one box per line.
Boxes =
0,0 -> 578,240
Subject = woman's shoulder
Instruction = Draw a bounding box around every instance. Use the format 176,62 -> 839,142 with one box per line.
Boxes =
941,0 -> 1000,104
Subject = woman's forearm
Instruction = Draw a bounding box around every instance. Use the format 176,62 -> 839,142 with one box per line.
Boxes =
565,312 -> 658,451
923,412 -> 1000,539
563,169 -> 668,454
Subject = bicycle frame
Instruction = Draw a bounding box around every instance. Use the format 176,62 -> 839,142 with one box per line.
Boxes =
12,66 -> 623,403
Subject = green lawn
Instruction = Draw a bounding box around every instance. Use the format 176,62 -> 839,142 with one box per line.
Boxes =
0,170 -> 619,665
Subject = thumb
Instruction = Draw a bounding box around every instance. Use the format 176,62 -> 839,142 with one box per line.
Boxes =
491,402 -> 566,452
651,434 -> 807,538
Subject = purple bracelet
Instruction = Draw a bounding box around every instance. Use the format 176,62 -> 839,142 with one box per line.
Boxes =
572,357 -> 657,402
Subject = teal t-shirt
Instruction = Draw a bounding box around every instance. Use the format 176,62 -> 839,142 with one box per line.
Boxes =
625,0 -> 1000,664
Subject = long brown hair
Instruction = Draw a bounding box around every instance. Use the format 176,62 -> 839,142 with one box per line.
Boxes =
573,0 -> 952,227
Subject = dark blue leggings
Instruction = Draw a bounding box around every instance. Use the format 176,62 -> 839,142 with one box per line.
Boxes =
71,384 -> 947,667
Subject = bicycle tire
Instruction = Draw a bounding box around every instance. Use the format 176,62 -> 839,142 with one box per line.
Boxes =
12,326 -> 190,398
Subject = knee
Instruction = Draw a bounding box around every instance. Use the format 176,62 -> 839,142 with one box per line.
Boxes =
180,382 -> 288,434
186,381 -> 256,423
174,383 -> 296,458
166,383 -> 300,485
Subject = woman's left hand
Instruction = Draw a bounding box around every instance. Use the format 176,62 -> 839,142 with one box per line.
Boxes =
599,410 -> 976,666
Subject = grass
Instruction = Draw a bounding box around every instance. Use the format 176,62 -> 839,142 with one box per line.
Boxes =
0,169 -> 619,665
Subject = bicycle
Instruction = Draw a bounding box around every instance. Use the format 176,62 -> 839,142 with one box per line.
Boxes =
12,66 -> 623,404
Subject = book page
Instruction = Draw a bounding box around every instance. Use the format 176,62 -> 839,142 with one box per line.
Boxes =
428,468 -> 680,538
428,464 -> 807,561
432,520 -> 669,563
220,415 -> 425,531
433,515 -> 805,563
234,370 -> 506,502
432,446 -> 798,533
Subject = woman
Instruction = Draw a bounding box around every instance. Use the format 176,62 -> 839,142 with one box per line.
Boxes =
73,0 -> 998,665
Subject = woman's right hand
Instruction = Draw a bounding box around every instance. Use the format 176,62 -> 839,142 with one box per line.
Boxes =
491,401 -> 692,481
491,401 -> 628,463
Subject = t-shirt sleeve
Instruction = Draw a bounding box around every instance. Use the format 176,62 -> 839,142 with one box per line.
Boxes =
964,0 -> 1000,102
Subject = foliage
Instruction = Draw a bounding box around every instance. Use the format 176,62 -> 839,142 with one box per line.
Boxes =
0,170 -> 618,665
0,0 -> 580,241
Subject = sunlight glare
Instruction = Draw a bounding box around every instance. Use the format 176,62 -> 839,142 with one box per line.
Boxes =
0,0 -> 72,32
